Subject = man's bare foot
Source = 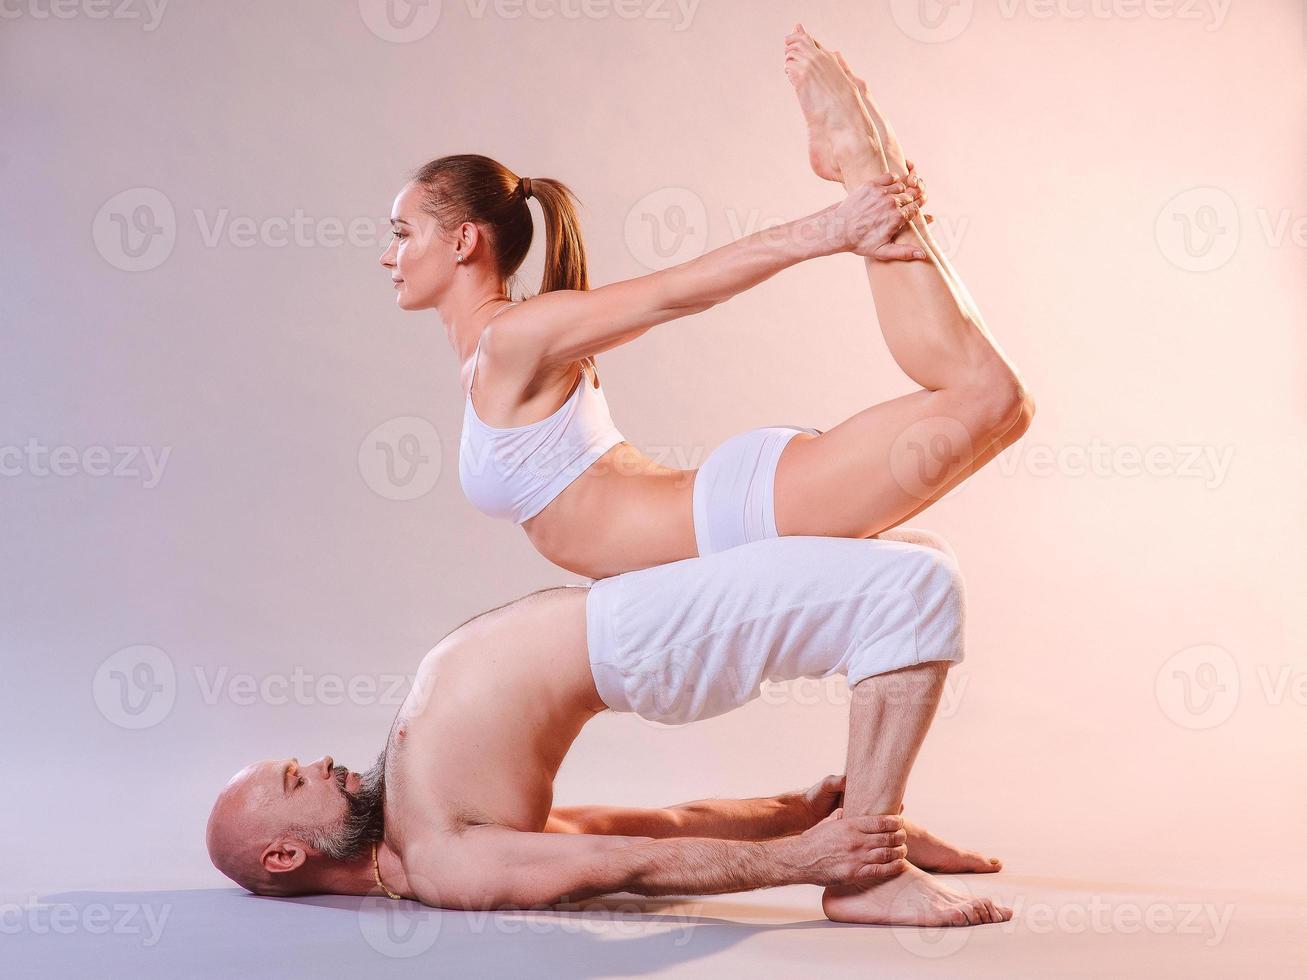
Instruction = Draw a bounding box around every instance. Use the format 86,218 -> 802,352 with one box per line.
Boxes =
783,23 -> 880,182
822,863 -> 1013,926
831,50 -> 909,176
905,819 -> 1002,874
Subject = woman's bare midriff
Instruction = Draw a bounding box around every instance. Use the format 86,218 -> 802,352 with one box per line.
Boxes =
522,442 -> 700,580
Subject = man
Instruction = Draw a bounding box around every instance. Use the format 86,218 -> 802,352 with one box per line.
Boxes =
207,533 -> 1013,926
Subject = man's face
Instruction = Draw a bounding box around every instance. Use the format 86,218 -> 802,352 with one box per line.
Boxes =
254,755 -> 357,837
241,754 -> 383,862
208,751 -> 387,894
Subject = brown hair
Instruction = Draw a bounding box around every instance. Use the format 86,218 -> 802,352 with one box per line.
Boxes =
410,153 -> 589,294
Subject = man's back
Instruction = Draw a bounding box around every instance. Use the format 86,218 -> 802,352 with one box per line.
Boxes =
383,585 -> 603,859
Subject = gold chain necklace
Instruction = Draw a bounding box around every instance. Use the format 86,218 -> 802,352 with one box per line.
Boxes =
371,842 -> 402,900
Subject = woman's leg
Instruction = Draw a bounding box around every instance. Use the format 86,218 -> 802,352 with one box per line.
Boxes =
775,28 -> 1032,539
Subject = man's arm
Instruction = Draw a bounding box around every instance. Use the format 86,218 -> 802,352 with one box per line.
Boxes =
547,775 -> 847,841
403,812 -> 905,911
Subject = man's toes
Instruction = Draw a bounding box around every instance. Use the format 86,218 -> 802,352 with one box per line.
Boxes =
945,904 -> 972,927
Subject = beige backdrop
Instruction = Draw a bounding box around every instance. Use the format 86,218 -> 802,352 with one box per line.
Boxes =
2,0 -> 1303,927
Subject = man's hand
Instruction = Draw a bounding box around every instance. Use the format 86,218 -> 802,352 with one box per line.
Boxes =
772,812 -> 908,887
775,773 -> 845,834
796,773 -> 846,828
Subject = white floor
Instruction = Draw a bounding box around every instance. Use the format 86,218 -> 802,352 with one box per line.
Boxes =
6,874 -> 1303,978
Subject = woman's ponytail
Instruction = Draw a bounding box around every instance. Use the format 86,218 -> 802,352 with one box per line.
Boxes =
410,154 -> 591,297
525,177 -> 589,293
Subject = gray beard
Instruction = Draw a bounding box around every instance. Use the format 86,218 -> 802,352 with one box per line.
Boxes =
302,751 -> 387,862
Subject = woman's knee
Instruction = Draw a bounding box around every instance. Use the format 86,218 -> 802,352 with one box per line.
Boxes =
1004,387 -> 1036,444
955,370 -> 1030,441
956,378 -> 1035,459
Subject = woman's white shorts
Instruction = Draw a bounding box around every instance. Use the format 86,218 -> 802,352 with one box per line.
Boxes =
690,424 -> 822,557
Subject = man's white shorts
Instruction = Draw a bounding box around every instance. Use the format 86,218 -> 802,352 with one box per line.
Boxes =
586,534 -> 966,725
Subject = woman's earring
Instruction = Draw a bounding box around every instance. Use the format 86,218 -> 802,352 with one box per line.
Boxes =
455,253 -> 464,263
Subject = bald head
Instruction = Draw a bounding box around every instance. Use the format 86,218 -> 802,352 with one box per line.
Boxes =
206,753 -> 387,897
206,763 -> 289,895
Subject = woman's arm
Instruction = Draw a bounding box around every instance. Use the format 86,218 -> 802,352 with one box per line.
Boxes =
484,176 -> 923,372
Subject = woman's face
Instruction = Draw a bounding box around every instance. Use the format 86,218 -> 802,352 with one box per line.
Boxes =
380,182 -> 457,311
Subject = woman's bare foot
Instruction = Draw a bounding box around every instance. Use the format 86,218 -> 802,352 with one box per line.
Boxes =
783,23 -> 882,182
830,50 -> 910,176
906,819 -> 1003,874
822,863 -> 1013,926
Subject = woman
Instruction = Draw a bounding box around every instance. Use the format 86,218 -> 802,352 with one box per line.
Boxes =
380,26 -> 1033,581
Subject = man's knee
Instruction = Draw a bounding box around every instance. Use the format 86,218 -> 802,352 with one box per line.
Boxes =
921,542 -> 964,594
910,545 -> 967,657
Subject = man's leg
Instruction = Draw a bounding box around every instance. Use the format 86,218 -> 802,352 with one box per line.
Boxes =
588,533 -> 1012,917
822,661 -> 1012,925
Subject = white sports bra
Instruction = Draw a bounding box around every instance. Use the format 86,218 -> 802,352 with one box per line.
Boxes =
458,303 -> 626,524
